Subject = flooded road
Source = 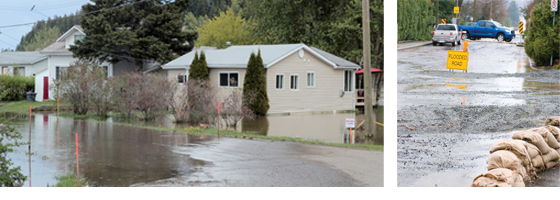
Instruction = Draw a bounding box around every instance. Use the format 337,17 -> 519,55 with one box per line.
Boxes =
8,112 -> 383,187
397,38 -> 560,187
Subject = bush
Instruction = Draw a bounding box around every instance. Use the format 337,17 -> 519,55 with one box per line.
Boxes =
185,79 -> 218,124
0,117 -> 27,187
220,88 -> 254,128
54,60 -> 106,115
524,1 -> 559,66
397,0 -> 434,41
0,75 -> 34,101
243,50 -> 269,116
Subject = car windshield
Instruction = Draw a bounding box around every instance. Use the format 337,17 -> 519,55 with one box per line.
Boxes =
437,25 -> 456,31
493,22 -> 503,27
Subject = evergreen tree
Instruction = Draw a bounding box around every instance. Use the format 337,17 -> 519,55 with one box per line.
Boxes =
70,0 -> 196,71
243,50 -> 269,116
198,51 -> 209,80
188,51 -> 200,80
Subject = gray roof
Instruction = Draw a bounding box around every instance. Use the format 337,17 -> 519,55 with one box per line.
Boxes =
40,42 -> 69,53
162,43 -> 359,70
0,51 -> 47,65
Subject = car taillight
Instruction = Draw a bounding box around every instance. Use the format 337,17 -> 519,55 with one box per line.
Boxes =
450,32 -> 452,36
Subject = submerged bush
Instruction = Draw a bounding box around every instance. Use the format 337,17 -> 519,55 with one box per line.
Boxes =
0,75 -> 34,101
0,117 -> 27,187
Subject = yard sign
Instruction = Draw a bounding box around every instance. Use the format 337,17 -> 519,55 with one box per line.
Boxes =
552,0 -> 558,11
345,118 -> 355,128
454,7 -> 459,14
446,50 -> 469,71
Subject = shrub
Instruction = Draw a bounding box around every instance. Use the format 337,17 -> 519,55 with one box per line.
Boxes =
220,89 -> 255,128
0,117 -> 27,187
524,1 -> 559,66
188,51 -> 209,81
0,75 -> 34,101
54,60 -> 105,115
185,79 -> 218,124
243,50 -> 269,116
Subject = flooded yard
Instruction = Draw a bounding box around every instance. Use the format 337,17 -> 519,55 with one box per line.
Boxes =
7,109 -> 383,187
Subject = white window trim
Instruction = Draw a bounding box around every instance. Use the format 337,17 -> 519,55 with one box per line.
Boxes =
177,74 -> 187,85
343,70 -> 353,92
290,74 -> 299,91
306,71 -> 316,88
218,71 -> 240,88
275,73 -> 285,90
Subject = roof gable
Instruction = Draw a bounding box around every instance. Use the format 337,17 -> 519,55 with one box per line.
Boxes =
56,25 -> 85,42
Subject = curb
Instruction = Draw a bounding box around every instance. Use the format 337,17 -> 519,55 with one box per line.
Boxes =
397,42 -> 432,50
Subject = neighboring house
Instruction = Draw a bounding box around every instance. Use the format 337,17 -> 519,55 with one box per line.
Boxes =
161,43 -> 360,114
157,46 -> 217,86
0,51 -> 48,77
36,25 -> 155,102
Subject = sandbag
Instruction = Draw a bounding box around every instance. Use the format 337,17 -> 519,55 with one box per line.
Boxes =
544,125 -> 560,142
512,131 -> 550,154
531,154 -> 546,172
541,149 -> 560,163
472,168 -> 524,187
528,127 -> 560,149
490,139 -> 531,166
546,160 -> 559,169
545,116 -> 560,127
487,150 -> 528,180
525,143 -> 541,159
472,176 -> 512,187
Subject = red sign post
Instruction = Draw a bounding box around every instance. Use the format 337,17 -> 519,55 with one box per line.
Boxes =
76,133 -> 80,187
217,101 -> 220,138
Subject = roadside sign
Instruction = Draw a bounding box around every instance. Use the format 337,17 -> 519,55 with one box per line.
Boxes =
552,0 -> 558,11
345,118 -> 355,128
441,19 -> 446,24
519,22 -> 524,34
454,7 -> 459,14
446,50 -> 469,71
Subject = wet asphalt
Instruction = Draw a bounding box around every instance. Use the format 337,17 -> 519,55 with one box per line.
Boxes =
397,38 -> 560,187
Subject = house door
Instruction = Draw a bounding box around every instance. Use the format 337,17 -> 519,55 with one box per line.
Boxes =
43,77 -> 49,100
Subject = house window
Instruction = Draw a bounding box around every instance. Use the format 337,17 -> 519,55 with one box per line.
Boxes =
344,70 -> 352,92
290,74 -> 298,90
177,74 -> 187,84
306,72 -> 315,87
2,66 -> 8,75
219,72 -> 239,87
14,67 -> 24,76
56,66 -> 67,80
102,66 -> 108,78
75,35 -> 84,42
275,74 -> 284,89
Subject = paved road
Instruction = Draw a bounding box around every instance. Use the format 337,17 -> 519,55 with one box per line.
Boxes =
132,137 -> 384,187
397,38 -> 560,187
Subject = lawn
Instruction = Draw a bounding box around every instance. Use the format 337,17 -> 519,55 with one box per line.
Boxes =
0,100 -> 55,115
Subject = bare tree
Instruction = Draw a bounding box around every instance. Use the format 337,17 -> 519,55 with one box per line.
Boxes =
220,89 -> 255,128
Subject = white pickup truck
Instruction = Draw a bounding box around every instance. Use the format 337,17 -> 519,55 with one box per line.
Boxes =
432,24 -> 461,46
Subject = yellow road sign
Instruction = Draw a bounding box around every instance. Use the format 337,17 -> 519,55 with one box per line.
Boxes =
454,7 -> 460,14
446,50 -> 469,71
519,22 -> 524,34
441,19 -> 446,24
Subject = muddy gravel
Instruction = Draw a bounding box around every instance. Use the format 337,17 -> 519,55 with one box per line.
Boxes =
397,39 -> 560,187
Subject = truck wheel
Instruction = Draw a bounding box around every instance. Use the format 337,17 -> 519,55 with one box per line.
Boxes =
462,32 -> 469,40
452,40 -> 456,47
505,38 -> 512,42
496,33 -> 505,42
457,38 -> 461,45
433,42 -> 437,46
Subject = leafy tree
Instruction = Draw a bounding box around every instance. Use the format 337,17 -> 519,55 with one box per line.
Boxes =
16,12 -> 81,52
182,12 -> 209,32
524,1 -> 559,66
0,118 -> 27,187
196,8 -> 258,49
188,51 -> 209,80
70,0 -> 196,71
243,50 -> 269,116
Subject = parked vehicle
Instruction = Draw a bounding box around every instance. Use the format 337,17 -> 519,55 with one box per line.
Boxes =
458,20 -> 515,42
431,24 -> 461,46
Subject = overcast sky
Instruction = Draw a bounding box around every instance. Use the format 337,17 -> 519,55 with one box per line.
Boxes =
0,0 -> 87,51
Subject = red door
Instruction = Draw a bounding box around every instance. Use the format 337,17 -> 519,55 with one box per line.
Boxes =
43,77 -> 49,100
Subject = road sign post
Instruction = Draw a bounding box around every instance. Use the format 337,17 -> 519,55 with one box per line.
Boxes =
552,0 -> 557,65
346,118 -> 355,144
446,50 -> 469,72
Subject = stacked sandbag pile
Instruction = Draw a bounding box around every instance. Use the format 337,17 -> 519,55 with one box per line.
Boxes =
472,116 -> 560,187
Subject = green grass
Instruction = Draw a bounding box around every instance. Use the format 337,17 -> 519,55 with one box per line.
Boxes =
0,100 -> 54,115
48,173 -> 87,187
90,120 -> 384,151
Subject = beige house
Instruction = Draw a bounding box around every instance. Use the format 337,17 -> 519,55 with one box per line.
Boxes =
161,44 -> 360,114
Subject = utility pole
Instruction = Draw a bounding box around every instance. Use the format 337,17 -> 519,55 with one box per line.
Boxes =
490,1 -> 493,20
473,0 -> 476,22
436,0 -> 440,26
362,0 -> 374,141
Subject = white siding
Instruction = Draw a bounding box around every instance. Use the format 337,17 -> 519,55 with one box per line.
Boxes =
209,68 -> 246,101
266,49 -> 355,114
